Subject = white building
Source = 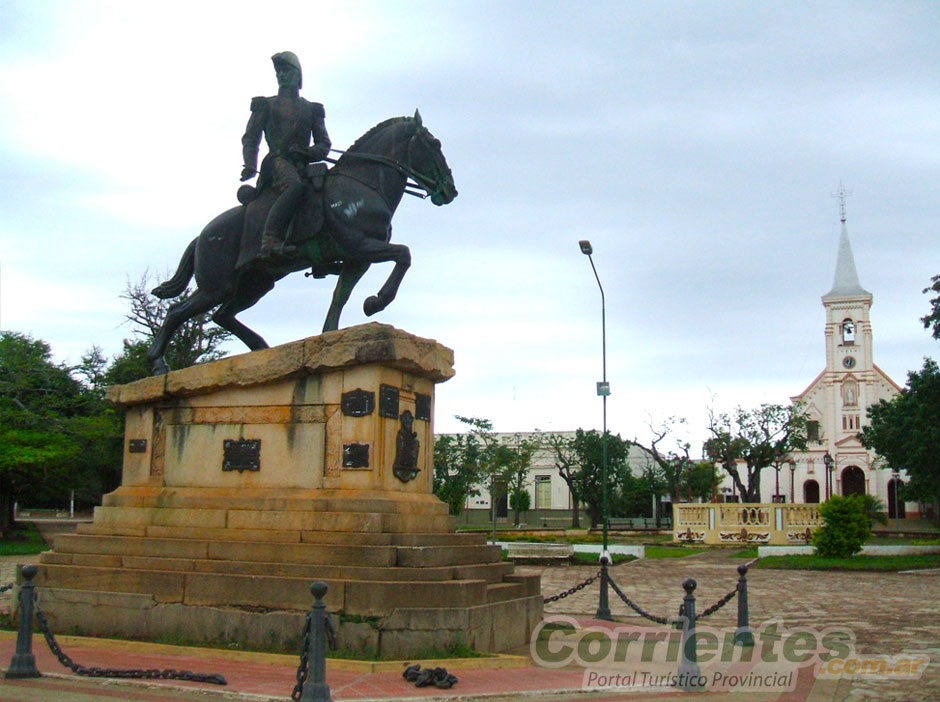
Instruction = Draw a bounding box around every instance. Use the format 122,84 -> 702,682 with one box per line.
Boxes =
439,431 -> 655,526
727,207 -> 914,516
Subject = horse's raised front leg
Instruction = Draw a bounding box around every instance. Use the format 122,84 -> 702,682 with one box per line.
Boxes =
361,242 -> 411,317
146,288 -> 226,375
323,262 -> 370,332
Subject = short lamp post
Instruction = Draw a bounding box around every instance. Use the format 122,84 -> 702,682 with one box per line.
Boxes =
579,239 -> 612,621
892,470 -> 901,534
823,452 -> 834,499
789,461 -> 796,504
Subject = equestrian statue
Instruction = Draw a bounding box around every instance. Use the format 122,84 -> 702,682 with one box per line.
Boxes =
145,52 -> 457,375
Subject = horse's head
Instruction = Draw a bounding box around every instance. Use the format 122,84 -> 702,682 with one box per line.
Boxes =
408,110 -> 457,206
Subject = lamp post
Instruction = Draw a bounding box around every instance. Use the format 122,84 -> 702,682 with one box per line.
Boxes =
823,452 -> 834,500
892,470 -> 901,534
789,461 -> 796,504
579,239 -> 612,621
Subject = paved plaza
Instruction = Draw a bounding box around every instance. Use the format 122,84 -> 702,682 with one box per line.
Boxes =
2,548 -> 938,700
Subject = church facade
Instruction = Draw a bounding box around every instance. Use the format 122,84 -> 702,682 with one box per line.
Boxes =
747,210 -> 914,516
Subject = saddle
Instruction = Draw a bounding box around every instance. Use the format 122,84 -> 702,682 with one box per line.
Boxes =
235,163 -> 330,272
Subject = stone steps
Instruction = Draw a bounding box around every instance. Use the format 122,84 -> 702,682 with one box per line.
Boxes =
32,563 -> 521,616
75,524 -> 489,547
88,506 -> 455,534
51,534 -> 502,569
100,487 -> 452,515
39,551 -> 516,584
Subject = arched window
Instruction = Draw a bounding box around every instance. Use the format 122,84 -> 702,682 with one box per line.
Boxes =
841,319 -> 856,345
804,480 -> 820,503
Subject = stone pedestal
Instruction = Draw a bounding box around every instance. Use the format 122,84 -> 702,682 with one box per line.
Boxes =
32,324 -> 541,656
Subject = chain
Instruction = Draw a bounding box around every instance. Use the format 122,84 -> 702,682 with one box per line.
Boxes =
325,614 -> 338,651
697,586 -> 738,619
0,583 -> 13,593
543,570 -> 601,604
291,612 -> 312,702
606,574 -> 669,625
697,587 -> 738,619
33,602 -> 226,685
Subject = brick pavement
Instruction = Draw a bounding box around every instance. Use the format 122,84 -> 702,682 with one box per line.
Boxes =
532,549 -> 940,700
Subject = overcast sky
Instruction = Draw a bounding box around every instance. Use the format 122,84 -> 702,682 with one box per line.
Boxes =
1,1 -> 937,453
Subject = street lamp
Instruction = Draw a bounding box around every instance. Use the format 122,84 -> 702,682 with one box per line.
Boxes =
892,470 -> 901,534
579,239 -> 612,621
823,452 -> 834,500
789,461 -> 796,504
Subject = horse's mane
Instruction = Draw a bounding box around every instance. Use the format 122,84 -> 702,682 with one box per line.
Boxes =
336,116 -> 413,166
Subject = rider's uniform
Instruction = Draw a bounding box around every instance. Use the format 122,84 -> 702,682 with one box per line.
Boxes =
241,95 -> 331,194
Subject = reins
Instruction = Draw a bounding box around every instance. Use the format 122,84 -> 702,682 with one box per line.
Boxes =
325,148 -> 432,200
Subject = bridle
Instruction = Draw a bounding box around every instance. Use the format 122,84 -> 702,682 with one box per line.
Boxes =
326,122 -> 451,201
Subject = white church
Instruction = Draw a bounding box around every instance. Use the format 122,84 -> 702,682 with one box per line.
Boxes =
732,204 -> 915,517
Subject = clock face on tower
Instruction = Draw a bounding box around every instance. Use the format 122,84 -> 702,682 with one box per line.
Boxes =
843,356 -> 856,369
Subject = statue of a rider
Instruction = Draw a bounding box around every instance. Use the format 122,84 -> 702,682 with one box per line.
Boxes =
240,51 -> 332,261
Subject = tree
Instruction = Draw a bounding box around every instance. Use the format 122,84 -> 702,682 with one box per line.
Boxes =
812,495 -> 871,558
433,423 -> 486,516
704,403 -> 809,502
860,358 -> 940,505
544,433 -> 584,527
116,273 -> 231,381
0,332 -> 121,532
570,429 -> 631,529
504,434 -> 541,526
921,274 -> 940,340
432,416 -> 512,517
631,417 -> 692,524
683,460 -> 722,502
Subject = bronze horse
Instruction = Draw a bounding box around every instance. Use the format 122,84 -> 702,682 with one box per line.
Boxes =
146,112 -> 456,375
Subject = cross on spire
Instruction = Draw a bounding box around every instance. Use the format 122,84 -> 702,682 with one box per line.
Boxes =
831,181 -> 853,223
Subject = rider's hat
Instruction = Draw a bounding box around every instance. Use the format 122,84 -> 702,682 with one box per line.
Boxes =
272,51 -> 302,89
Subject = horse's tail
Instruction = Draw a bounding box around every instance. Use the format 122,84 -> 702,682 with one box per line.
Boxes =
152,238 -> 196,299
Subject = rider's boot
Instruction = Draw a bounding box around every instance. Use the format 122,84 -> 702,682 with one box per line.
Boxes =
259,183 -> 304,260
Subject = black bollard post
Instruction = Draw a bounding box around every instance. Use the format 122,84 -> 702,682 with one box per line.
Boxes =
300,582 -> 332,702
5,565 -> 41,679
674,577 -> 705,692
734,564 -> 755,647
595,556 -> 612,621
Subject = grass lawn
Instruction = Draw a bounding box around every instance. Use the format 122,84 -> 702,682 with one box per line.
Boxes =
754,553 -> 940,571
0,522 -> 47,556
644,545 -> 710,558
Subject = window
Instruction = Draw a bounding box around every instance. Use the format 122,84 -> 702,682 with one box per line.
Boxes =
842,415 -> 860,431
535,476 -> 552,510
841,319 -> 855,345
807,421 -> 820,442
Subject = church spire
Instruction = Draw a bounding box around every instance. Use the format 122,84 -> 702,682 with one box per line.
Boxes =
823,184 -> 871,301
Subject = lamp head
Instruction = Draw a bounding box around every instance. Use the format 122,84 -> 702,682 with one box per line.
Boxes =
578,240 -> 593,255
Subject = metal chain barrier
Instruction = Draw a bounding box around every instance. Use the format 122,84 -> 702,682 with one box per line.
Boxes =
33,602 -> 227,685
543,569 -> 601,604
324,614 -> 337,651
696,586 -> 738,619
606,573 -> 670,625
291,612 -> 313,701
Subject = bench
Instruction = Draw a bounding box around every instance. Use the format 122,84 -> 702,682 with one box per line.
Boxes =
504,542 -> 574,562
605,517 -> 672,531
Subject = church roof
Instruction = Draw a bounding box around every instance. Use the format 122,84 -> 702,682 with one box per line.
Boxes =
822,221 -> 871,301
